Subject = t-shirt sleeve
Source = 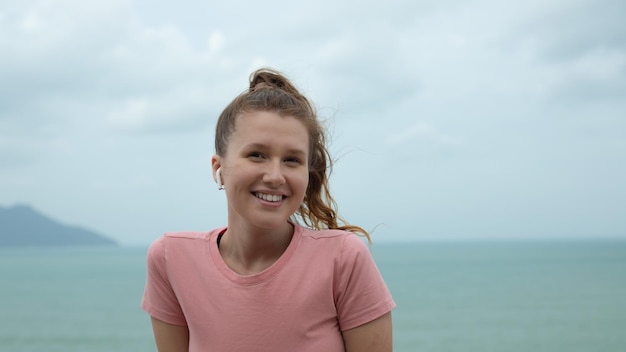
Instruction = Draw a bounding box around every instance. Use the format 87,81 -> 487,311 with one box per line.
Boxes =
140,235 -> 187,326
335,234 -> 396,331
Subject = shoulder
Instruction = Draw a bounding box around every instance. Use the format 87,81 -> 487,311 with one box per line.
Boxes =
155,228 -> 223,245
296,225 -> 370,257
298,225 -> 365,243
162,230 -> 213,241
147,228 -> 223,259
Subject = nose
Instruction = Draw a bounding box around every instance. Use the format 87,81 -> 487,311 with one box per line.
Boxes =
263,160 -> 286,186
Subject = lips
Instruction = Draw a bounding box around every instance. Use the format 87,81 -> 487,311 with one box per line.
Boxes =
254,192 -> 284,202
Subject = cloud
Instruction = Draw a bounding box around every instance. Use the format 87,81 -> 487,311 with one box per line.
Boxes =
311,34 -> 421,118
0,0 -> 256,145
544,48 -> 626,103
1,0 -> 625,243
516,0 -> 626,63
386,121 -> 461,146
207,31 -> 224,54
106,87 -> 215,133
489,0 -> 626,105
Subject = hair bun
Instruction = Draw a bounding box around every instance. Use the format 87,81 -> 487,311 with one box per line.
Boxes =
249,68 -> 289,91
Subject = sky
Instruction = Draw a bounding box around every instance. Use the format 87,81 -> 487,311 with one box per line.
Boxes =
1,0 -> 625,245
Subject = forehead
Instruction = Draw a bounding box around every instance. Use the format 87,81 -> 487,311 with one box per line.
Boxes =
229,111 -> 310,153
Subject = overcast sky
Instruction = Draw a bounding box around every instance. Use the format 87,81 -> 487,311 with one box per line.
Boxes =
1,0 -> 625,245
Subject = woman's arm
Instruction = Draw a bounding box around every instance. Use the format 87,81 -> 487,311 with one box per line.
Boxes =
150,316 -> 190,352
342,312 -> 393,352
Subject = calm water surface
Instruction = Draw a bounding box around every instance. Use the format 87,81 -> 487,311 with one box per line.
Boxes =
1,240 -> 625,351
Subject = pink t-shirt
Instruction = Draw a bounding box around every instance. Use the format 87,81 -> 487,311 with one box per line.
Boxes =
141,224 -> 395,352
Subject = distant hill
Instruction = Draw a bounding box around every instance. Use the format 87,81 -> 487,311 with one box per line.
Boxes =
0,205 -> 117,247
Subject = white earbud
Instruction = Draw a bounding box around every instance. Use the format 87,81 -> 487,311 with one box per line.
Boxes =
216,168 -> 224,190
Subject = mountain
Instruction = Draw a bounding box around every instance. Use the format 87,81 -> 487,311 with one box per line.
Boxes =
0,204 -> 117,247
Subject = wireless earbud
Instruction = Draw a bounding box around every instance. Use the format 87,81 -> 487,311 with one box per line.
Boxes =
216,168 -> 224,190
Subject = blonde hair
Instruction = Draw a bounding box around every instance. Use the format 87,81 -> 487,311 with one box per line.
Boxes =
214,68 -> 371,242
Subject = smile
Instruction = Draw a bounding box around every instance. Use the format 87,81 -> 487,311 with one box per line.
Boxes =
254,192 -> 284,202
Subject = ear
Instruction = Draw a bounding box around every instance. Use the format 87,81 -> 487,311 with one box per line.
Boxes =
211,155 -> 221,183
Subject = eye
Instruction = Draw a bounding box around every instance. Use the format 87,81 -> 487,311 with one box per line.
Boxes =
247,152 -> 265,160
284,157 -> 303,166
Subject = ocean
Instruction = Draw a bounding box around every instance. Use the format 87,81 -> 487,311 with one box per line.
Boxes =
1,240 -> 625,351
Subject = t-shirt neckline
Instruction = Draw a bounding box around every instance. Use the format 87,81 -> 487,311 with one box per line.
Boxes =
209,224 -> 303,285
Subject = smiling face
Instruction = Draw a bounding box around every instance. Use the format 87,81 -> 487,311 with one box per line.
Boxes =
213,111 -> 310,232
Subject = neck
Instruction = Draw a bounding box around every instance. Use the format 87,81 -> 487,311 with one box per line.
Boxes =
219,221 -> 294,275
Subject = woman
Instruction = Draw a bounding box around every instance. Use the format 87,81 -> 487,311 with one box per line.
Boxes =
141,68 -> 395,351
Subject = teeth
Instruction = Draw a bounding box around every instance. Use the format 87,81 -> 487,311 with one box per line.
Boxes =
256,193 -> 282,202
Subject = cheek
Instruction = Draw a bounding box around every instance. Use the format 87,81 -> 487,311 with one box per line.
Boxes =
300,173 -> 310,194
291,170 -> 309,193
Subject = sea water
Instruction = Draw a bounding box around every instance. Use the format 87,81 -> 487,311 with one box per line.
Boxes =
1,240 -> 625,351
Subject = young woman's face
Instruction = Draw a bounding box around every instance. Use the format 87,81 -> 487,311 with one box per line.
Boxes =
216,111 -> 310,231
